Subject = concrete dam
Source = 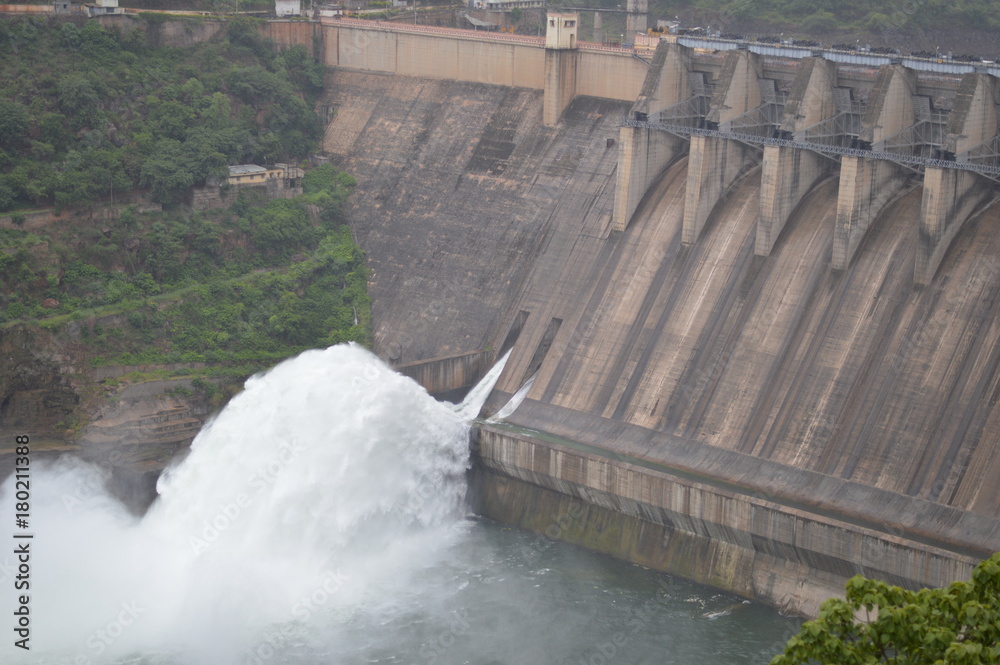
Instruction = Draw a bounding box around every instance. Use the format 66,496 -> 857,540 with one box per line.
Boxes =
276,15 -> 1000,614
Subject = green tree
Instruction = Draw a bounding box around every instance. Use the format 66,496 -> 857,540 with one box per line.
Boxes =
140,138 -> 195,203
301,163 -> 356,225
0,100 -> 28,152
281,45 -> 325,94
79,21 -> 121,61
771,553 -> 1000,665
202,92 -> 233,129
56,75 -> 100,130
58,22 -> 80,48
38,113 -> 73,150
147,99 -> 197,141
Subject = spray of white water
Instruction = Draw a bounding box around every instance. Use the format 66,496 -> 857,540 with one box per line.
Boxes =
489,371 -> 535,422
452,349 -> 510,421
0,344 -> 507,665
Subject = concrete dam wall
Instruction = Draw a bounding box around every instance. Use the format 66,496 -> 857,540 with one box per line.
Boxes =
306,18 -> 1000,614
475,165 -> 1000,613
320,69 -> 626,363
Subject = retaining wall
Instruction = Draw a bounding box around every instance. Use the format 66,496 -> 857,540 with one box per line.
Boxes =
472,423 -> 982,617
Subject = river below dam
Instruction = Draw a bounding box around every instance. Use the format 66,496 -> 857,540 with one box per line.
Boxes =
1,345 -> 800,665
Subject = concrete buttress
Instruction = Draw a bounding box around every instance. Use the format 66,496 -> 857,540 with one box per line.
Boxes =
833,64 -> 916,270
683,49 -> 763,244
917,73 -> 999,285
613,42 -> 693,231
757,57 -> 838,255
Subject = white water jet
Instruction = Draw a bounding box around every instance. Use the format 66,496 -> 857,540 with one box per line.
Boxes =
0,344 -> 504,665
489,371 -> 536,422
452,349 -> 511,421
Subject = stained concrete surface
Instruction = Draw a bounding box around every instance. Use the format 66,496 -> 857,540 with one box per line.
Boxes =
320,68 -> 1000,598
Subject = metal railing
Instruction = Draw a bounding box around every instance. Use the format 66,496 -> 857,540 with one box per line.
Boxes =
622,117 -> 1000,178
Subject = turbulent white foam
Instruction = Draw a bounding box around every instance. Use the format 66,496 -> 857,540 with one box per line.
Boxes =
0,344 -> 501,664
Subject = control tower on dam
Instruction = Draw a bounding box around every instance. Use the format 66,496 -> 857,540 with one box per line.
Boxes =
309,15 -> 1000,615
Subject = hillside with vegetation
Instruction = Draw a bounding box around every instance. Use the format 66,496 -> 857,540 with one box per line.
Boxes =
0,15 -> 324,211
0,16 -> 370,440
2,165 -> 367,363
659,0 -> 1000,34
572,0 -> 1000,57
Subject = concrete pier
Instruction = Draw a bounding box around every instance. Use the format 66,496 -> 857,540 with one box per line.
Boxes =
625,0 -> 647,36
683,49 -> 763,244
757,57 -> 838,255
613,42 -> 693,231
918,73 -> 999,285
833,64 -> 916,270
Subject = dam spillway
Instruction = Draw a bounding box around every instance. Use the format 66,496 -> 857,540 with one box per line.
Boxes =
302,16 -> 1000,614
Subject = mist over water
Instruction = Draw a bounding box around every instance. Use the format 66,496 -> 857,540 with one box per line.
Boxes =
1,344 -> 798,665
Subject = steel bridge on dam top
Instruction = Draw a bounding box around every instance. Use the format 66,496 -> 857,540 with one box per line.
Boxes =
624,99 -> 1000,182
316,14 -> 1000,182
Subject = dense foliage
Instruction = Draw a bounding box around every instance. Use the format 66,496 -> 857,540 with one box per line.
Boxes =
647,0 -> 1000,33
771,552 -> 1000,665
1,163 -> 367,370
0,15 -> 324,210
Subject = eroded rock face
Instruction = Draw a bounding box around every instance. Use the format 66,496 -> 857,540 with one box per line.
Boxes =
0,326 -> 217,514
0,327 -> 78,433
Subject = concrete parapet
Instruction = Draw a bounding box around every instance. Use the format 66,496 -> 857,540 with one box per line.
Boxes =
322,23 -> 548,89
612,42 -> 693,231
683,49 -> 763,244
833,65 -> 916,270
757,57 -> 838,255
917,73 -> 999,285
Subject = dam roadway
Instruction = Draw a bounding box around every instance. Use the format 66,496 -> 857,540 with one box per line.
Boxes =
299,15 -> 1000,614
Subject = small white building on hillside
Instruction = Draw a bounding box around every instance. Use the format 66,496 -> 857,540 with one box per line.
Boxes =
275,0 -> 301,16
86,0 -> 123,15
